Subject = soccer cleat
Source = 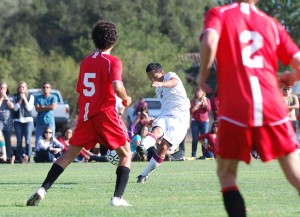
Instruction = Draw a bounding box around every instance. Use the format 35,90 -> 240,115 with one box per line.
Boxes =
26,187 -> 46,206
110,197 -> 132,207
136,175 -> 147,183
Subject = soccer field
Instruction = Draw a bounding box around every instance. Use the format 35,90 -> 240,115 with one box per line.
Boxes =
1,159 -> 300,217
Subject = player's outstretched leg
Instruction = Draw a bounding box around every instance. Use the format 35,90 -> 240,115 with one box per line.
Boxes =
110,143 -> 132,207
26,146 -> 82,206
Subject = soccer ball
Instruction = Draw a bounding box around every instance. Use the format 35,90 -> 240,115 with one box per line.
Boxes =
107,150 -> 119,166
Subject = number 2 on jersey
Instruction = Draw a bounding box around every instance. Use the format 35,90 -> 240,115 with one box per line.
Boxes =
240,30 -> 263,68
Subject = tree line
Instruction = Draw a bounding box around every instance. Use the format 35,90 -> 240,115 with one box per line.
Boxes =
0,0 -> 299,118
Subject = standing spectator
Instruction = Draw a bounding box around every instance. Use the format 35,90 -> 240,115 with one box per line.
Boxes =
211,91 -> 219,121
0,81 -> 14,163
189,87 -> 211,159
0,130 -> 7,162
131,105 -> 149,134
134,97 -> 148,115
13,81 -> 34,163
27,20 -> 132,207
34,127 -> 64,163
282,86 -> 299,131
199,1 -> 300,216
34,81 -> 57,145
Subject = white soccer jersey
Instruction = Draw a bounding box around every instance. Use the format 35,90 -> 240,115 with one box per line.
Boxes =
154,72 -> 190,147
155,72 -> 190,117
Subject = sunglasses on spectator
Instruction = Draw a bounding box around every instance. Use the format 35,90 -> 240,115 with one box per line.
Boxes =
283,88 -> 290,91
45,131 -> 53,134
43,86 -> 50,89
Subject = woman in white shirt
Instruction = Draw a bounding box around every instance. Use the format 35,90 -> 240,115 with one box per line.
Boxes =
34,127 -> 64,163
13,81 -> 35,163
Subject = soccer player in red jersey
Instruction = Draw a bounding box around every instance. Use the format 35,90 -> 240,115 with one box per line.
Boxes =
27,20 -> 133,207
199,0 -> 300,216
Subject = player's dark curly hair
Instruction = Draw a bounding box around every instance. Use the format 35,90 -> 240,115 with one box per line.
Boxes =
92,20 -> 118,50
145,63 -> 163,73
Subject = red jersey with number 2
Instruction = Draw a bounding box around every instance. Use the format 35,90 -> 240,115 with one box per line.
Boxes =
76,51 -> 123,122
200,2 -> 300,127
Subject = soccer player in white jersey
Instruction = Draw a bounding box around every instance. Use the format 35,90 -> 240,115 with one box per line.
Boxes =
137,63 -> 190,183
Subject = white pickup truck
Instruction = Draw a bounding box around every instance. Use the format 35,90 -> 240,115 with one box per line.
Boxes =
28,89 -> 70,132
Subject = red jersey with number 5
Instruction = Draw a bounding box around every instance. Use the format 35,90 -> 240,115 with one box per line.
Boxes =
76,51 -> 123,121
200,2 -> 300,127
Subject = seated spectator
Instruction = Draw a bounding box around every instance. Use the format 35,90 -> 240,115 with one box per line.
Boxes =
79,148 -> 108,162
58,127 -> 73,154
197,121 -> 218,159
34,127 -> 64,163
0,130 -> 7,162
130,126 -> 149,161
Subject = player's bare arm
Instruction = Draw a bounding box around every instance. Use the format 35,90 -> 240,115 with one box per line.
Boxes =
151,77 -> 178,88
199,30 -> 219,92
113,81 -> 132,107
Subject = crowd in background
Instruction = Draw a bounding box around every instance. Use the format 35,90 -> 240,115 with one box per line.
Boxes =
2,80 -> 299,164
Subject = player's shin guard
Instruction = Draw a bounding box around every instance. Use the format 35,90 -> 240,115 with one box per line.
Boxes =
141,152 -> 164,177
114,166 -> 130,198
222,186 -> 246,217
141,133 -> 157,151
41,163 -> 64,191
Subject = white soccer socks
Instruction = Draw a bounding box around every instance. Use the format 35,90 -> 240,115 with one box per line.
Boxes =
141,133 -> 157,150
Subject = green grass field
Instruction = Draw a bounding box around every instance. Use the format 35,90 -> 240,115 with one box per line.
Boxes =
1,156 -> 300,217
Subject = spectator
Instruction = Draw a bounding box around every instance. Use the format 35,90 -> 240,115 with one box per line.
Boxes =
134,97 -> 148,115
198,121 -> 217,160
0,130 -> 7,162
78,148 -> 108,163
131,105 -> 149,134
282,86 -> 299,131
13,81 -> 34,163
211,91 -> 219,121
130,125 -> 149,161
0,81 -> 14,163
34,81 -> 57,145
34,127 -> 64,163
189,87 -> 211,159
58,127 -> 73,155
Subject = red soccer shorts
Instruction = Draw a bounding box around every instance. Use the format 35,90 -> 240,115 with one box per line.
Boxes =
70,109 -> 129,150
216,120 -> 298,164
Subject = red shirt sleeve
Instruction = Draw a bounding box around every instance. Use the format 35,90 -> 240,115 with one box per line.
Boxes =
110,59 -> 123,83
276,19 -> 300,65
200,7 -> 222,41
